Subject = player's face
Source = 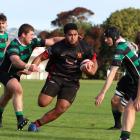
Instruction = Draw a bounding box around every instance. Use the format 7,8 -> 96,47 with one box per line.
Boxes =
23,30 -> 35,45
104,37 -> 113,46
65,30 -> 79,45
0,20 -> 7,33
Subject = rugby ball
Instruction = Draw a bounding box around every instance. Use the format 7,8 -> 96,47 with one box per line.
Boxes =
80,59 -> 93,71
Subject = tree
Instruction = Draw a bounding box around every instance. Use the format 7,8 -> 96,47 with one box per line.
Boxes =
102,7 -> 140,41
51,7 -> 94,27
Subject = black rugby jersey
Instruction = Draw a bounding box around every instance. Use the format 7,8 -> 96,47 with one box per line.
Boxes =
46,39 -> 94,81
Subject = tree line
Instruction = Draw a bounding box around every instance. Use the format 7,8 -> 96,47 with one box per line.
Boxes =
38,7 -> 140,80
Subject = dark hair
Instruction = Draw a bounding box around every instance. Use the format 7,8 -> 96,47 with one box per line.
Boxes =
104,26 -> 120,42
0,13 -> 7,21
64,23 -> 78,34
18,24 -> 34,37
135,31 -> 140,45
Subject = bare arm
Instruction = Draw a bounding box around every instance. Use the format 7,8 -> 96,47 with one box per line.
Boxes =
91,59 -> 98,75
95,66 -> 119,106
10,55 -> 39,72
83,59 -> 98,75
45,37 -> 64,46
32,51 -> 49,66
10,55 -> 27,69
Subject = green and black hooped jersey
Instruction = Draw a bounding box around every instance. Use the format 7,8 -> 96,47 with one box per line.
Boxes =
0,32 -> 8,65
112,41 -> 140,83
0,37 -> 45,74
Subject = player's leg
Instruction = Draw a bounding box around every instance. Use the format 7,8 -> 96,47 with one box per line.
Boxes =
37,99 -> 71,125
0,87 -> 13,127
6,78 -> 28,130
119,81 -> 137,140
35,79 -> 79,125
28,78 -> 79,132
0,73 -> 14,127
120,100 -> 135,140
110,93 -> 123,129
28,76 -> 61,131
109,75 -> 132,130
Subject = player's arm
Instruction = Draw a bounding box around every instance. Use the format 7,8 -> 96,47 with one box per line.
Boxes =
45,37 -> 64,46
84,53 -> 98,75
4,39 -> 10,53
10,55 -> 39,72
32,50 -> 49,66
95,66 -> 119,106
91,53 -> 98,74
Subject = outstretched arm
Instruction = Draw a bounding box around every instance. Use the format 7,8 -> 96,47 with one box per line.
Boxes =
10,55 -> 39,72
45,37 -> 64,46
32,50 -> 49,66
95,66 -> 119,106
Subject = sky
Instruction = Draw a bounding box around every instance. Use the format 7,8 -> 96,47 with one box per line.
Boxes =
1,0 -> 140,31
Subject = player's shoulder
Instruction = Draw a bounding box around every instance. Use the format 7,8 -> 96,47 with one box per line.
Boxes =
51,39 -> 65,49
48,40 -> 65,54
4,32 -> 8,37
7,38 -> 20,50
79,40 -> 93,50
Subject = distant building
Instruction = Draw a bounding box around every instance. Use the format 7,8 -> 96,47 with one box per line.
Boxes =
21,47 -> 48,80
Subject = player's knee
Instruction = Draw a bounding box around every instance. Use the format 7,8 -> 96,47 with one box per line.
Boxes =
38,100 -> 47,107
111,97 -> 120,106
38,97 -> 51,107
8,85 -> 22,95
55,105 -> 69,115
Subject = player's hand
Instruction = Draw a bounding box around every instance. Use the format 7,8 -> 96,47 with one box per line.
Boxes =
17,70 -> 32,76
95,92 -> 105,106
133,98 -> 140,111
83,62 -> 96,75
28,64 -> 40,72
78,35 -> 84,40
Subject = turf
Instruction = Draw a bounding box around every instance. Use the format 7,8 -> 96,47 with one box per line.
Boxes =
0,80 -> 139,140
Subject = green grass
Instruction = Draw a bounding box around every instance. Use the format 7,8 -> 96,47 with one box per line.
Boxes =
0,80 -> 139,140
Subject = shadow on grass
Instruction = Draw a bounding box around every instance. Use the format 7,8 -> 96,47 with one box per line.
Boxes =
0,132 -> 97,140
47,124 -> 107,130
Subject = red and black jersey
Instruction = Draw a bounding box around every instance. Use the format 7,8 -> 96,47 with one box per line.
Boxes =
45,39 -> 95,81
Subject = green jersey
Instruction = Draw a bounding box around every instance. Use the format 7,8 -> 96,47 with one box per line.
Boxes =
112,40 -> 140,83
0,32 -> 8,64
0,37 -> 45,74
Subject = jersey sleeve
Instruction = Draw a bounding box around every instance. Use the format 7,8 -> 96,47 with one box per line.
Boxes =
31,38 -> 46,49
111,44 -> 125,66
7,43 -> 20,56
46,43 -> 60,58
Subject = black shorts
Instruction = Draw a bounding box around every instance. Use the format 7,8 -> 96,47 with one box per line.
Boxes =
41,75 -> 80,103
115,75 -> 138,103
0,72 -> 20,86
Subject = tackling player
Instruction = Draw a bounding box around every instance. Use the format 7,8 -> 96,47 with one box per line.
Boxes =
95,26 -> 140,140
0,23 -> 64,130
108,32 -> 140,130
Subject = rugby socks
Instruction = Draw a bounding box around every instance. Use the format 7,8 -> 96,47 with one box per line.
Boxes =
34,119 -> 42,127
15,111 -> 24,123
112,109 -> 122,128
0,107 -> 4,118
0,108 -> 4,126
120,131 -> 130,140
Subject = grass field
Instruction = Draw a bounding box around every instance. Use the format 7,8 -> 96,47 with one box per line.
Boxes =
0,80 -> 139,140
